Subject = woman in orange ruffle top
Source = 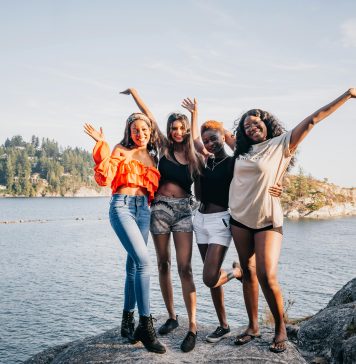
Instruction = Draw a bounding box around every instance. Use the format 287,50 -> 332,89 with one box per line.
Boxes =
83,110 -> 166,354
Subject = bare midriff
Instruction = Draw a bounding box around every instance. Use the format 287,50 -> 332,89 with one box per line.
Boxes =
114,185 -> 148,196
156,181 -> 190,198
199,202 -> 227,214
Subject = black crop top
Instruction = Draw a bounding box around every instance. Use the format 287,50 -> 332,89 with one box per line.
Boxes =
200,156 -> 234,208
158,153 -> 194,194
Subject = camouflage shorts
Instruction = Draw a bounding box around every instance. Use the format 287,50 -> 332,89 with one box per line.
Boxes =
150,195 -> 193,234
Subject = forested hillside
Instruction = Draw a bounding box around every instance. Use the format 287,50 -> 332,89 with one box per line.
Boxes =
0,135 -> 97,197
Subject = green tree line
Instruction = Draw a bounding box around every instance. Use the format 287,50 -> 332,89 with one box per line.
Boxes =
0,135 -> 97,196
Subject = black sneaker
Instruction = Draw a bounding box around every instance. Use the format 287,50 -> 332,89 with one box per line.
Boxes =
206,326 -> 230,343
180,331 -> 197,352
158,315 -> 179,335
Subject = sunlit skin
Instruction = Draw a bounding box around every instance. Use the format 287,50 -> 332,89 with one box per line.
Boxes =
232,88 -> 356,353
243,115 -> 268,143
182,97 -> 288,342
156,119 -> 191,198
170,120 -> 186,143
154,117 -> 197,334
83,120 -> 154,197
121,88 -> 198,336
130,120 -> 151,148
201,129 -> 225,157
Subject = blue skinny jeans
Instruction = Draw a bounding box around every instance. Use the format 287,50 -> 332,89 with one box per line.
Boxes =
109,194 -> 151,316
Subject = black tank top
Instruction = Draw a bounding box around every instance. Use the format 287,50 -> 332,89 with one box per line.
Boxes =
200,156 -> 234,208
158,153 -> 193,194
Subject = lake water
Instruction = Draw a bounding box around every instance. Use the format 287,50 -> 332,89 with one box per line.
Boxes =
0,198 -> 355,363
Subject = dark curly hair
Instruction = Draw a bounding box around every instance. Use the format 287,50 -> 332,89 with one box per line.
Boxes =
233,109 -> 295,167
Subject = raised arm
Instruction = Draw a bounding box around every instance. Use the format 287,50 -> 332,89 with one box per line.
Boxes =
290,88 -> 356,152
223,129 -> 236,151
182,97 -> 210,157
120,88 -> 156,122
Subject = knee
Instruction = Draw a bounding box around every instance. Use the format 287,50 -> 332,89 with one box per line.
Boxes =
157,260 -> 171,275
241,264 -> 257,283
135,255 -> 151,272
257,270 -> 278,290
177,264 -> 193,280
203,273 -> 217,288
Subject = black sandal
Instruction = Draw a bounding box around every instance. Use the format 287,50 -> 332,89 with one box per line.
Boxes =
269,337 -> 288,353
234,332 -> 261,345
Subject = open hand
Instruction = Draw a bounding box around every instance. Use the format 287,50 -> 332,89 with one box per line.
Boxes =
268,183 -> 283,197
182,97 -> 197,113
83,123 -> 105,142
349,88 -> 356,98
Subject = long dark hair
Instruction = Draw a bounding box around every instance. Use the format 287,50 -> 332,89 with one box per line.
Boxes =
233,109 -> 295,167
120,112 -> 166,164
165,113 -> 203,177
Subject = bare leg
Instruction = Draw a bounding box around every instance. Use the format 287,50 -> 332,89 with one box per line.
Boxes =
231,225 -> 260,338
198,244 -> 229,328
152,233 -> 176,319
173,231 -> 197,333
254,231 -> 287,351
204,244 -> 242,288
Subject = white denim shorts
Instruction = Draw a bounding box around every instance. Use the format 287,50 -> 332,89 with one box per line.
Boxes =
193,210 -> 232,247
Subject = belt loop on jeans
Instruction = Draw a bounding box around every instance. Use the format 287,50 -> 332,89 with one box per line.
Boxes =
124,195 -> 127,205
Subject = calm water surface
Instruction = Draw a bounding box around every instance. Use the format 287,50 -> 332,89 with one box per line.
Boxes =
0,198 -> 355,363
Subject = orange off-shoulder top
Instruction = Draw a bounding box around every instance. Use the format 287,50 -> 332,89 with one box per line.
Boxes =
93,140 -> 160,203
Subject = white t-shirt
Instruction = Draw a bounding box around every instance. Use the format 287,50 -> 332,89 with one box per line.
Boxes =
229,130 -> 293,229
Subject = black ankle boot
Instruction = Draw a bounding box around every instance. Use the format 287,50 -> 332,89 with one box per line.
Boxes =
133,315 -> 166,354
121,310 -> 137,343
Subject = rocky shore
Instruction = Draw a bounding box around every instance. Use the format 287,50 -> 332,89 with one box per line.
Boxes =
25,278 -> 356,364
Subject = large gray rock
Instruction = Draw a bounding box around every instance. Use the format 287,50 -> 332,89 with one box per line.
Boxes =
25,317 -> 306,363
327,278 -> 356,308
298,278 -> 356,364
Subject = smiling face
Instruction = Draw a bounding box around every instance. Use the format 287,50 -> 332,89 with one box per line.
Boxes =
243,115 -> 268,143
201,129 -> 225,155
170,119 -> 187,143
129,120 -> 151,147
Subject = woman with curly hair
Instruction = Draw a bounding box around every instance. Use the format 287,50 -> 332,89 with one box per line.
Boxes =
229,88 -> 356,353
83,103 -> 166,354
121,88 -> 203,353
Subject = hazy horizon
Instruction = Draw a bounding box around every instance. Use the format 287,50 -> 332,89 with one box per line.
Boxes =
1,1 -> 355,186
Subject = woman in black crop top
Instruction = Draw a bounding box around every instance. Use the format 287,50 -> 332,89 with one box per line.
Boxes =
122,88 -> 203,353
182,97 -> 282,343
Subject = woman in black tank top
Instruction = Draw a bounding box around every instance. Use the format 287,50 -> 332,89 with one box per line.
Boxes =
122,88 -> 203,352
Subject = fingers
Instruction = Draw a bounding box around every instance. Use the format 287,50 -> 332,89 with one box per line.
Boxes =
268,186 -> 283,197
83,123 -> 92,134
181,97 -> 196,112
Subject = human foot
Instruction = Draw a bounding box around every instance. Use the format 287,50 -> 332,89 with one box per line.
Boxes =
234,331 -> 261,345
232,261 -> 243,282
269,337 -> 288,353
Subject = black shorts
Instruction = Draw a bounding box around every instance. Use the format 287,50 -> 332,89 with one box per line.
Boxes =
229,217 -> 283,235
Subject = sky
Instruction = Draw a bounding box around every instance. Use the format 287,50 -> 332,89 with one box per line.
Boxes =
0,0 -> 355,187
